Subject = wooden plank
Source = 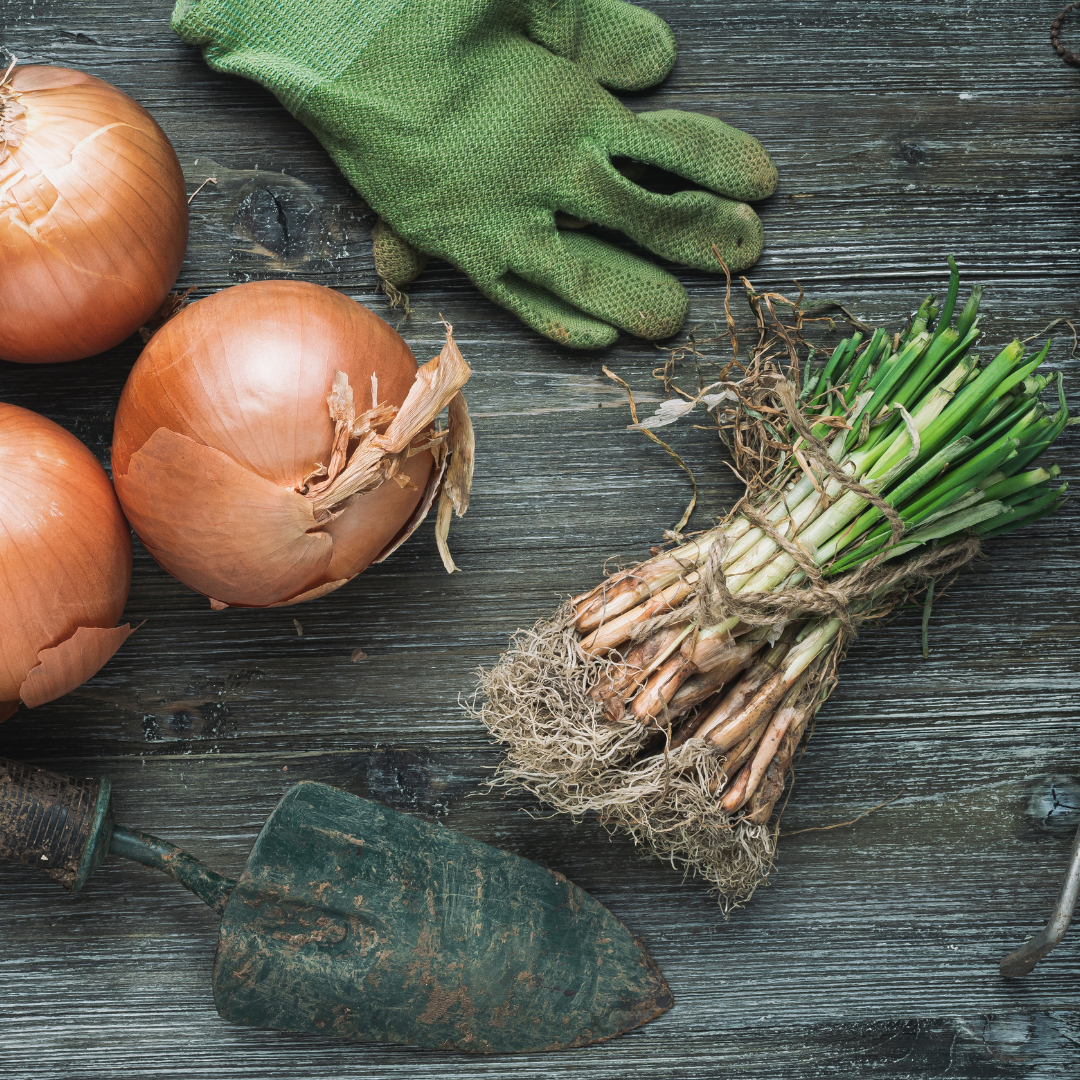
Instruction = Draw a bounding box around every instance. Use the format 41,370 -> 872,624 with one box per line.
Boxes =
2,0 -> 1079,1075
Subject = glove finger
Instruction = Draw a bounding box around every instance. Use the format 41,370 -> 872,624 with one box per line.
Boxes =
566,161 -> 766,272
513,231 -> 688,341
372,218 -> 428,287
482,272 -> 619,350
612,109 -> 778,203
525,0 -> 676,92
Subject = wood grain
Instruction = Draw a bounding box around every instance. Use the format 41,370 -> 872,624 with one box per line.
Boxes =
1,0 -> 1079,1075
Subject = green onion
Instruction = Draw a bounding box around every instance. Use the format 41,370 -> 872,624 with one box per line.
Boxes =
483,263 -> 1078,911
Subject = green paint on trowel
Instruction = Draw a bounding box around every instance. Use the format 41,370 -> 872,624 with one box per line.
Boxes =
213,782 -> 671,1053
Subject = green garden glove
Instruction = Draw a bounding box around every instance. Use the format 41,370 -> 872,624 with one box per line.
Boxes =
172,0 -> 778,348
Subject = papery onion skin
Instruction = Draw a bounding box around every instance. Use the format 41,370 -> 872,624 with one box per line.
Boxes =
0,403 -> 133,720
0,65 -> 188,363
111,280 -> 435,609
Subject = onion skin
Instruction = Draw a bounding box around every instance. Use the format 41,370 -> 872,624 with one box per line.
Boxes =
112,280 -> 436,609
0,65 -> 188,363
0,404 -> 133,720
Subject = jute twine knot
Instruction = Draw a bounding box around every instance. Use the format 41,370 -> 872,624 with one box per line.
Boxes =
625,372 -> 982,645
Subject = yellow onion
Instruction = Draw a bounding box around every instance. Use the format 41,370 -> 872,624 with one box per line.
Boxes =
111,280 -> 474,609
0,403 -> 133,722
0,62 -> 188,363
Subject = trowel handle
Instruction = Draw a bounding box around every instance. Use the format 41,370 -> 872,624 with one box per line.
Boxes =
0,757 -> 114,892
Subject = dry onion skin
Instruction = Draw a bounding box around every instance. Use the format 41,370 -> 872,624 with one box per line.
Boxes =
111,280 -> 474,610
0,403 -> 134,722
0,63 -> 188,363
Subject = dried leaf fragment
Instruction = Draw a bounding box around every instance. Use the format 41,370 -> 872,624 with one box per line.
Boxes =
305,323 -> 471,516
443,391 -> 474,517
435,389 -> 475,573
304,323 -> 474,574
629,384 -> 740,431
435,491 -> 459,574
373,440 -> 448,566
628,397 -> 697,431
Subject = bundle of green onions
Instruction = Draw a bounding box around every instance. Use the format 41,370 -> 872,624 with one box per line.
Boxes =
475,263 -> 1075,907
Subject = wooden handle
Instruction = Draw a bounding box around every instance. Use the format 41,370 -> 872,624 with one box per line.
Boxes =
0,757 -> 113,892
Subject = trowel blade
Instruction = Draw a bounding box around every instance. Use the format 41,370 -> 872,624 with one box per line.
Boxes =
212,782 -> 671,1053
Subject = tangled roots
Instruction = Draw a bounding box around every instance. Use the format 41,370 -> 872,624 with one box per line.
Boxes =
469,604 -> 777,910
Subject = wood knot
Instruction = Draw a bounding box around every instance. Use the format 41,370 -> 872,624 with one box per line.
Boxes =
1026,776 -> 1080,834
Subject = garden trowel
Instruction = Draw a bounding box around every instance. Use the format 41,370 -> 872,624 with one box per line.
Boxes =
0,757 -> 671,1052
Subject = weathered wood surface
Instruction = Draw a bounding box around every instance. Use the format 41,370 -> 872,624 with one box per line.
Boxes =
2,0 -> 1079,1076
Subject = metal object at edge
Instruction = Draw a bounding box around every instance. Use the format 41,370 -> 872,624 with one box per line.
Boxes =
1000,823 -> 1080,977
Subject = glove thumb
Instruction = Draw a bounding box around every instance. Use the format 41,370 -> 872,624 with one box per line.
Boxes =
373,219 -> 428,287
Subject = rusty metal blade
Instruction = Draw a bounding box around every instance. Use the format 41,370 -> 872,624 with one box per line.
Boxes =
213,782 -> 671,1052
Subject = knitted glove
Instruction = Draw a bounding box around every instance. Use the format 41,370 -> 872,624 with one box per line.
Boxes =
172,0 -> 777,348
